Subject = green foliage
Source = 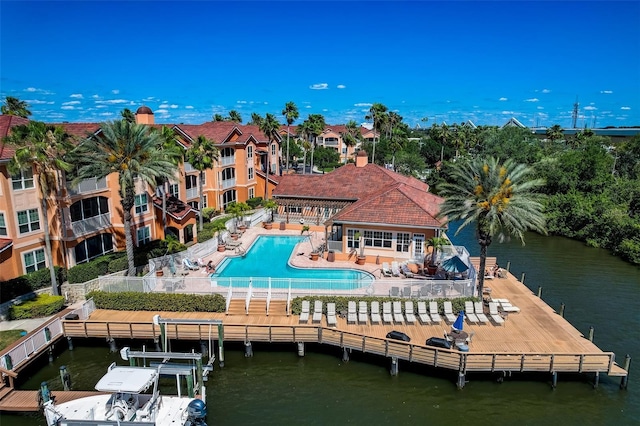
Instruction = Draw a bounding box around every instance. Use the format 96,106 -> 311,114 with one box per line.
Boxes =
247,197 -> 263,209
290,296 -> 478,315
0,330 -> 26,351
201,207 -> 219,222
0,267 -> 67,303
145,236 -> 187,260
87,291 -> 226,312
313,146 -> 341,169
9,294 -> 65,320
108,256 -> 129,273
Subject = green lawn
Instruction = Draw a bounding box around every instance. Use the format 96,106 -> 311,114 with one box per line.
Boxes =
0,330 -> 26,351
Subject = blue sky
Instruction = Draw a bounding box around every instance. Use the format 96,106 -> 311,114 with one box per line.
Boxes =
2,1 -> 639,128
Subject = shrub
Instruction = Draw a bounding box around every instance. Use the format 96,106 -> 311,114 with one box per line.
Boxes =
68,257 -> 110,283
201,207 -> 219,222
0,267 -> 67,303
247,197 -> 263,209
197,227 -> 215,242
9,294 -> 65,320
108,256 -> 129,273
87,291 -> 226,312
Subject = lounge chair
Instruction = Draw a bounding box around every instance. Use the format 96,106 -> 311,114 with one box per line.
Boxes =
347,301 -> 357,324
182,258 -> 199,270
390,286 -> 400,297
402,286 -> 412,297
370,301 -> 382,324
299,300 -> 310,323
391,261 -> 401,277
382,302 -> 393,324
312,300 -> 323,323
488,302 -> 505,325
327,302 -> 337,326
358,301 -> 368,324
381,262 -> 393,277
393,301 -> 404,324
464,301 -> 479,324
474,302 -> 489,323
429,301 -> 442,323
417,301 -> 431,324
404,301 -> 416,324
400,263 -> 414,278
500,301 -> 521,313
443,301 -> 457,323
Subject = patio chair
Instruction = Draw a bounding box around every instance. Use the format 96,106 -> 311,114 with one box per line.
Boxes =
358,301 -> 368,324
391,261 -> 401,277
393,301 -> 404,324
312,300 -> 323,323
403,286 -> 412,297
390,286 -> 400,297
299,300 -> 310,323
382,302 -> 393,324
327,302 -> 337,327
417,301 -> 431,324
474,302 -> 489,324
370,301 -> 382,324
182,258 -> 199,270
381,262 -> 393,277
400,263 -> 414,278
500,300 -> 521,313
488,302 -> 505,325
443,301 -> 457,323
429,301 -> 442,323
348,301 -> 357,324
404,301 -> 416,324
464,301 -> 479,324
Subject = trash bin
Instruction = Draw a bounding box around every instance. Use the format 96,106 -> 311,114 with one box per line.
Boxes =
327,250 -> 335,262
279,221 -> 286,231
65,314 -> 79,321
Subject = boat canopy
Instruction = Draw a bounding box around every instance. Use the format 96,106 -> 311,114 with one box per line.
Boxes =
94,367 -> 158,393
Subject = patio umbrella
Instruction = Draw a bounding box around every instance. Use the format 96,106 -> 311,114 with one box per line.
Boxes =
453,310 -> 465,332
441,255 -> 469,274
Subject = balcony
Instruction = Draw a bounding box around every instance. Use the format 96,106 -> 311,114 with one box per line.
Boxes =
66,177 -> 107,196
221,178 -> 236,189
323,139 -> 340,147
184,162 -> 196,173
186,187 -> 199,199
70,213 -> 111,237
220,156 -> 235,166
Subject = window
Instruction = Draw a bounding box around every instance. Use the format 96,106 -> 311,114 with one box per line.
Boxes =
347,229 -> 360,250
397,233 -> 411,252
186,175 -> 197,190
287,205 -> 302,214
248,167 -> 254,180
222,190 -> 236,209
247,146 -> 253,159
188,201 -> 199,210
169,183 -> 179,198
0,213 -> 6,236
12,169 -> 34,190
137,226 -> 151,246
363,230 -> 392,248
271,143 -> 276,156
135,193 -> 148,214
248,188 -> 254,199
18,209 -> 40,234
24,248 -> 46,273
222,168 -> 235,180
70,197 -> 109,222
202,195 -> 207,208
75,233 -> 114,264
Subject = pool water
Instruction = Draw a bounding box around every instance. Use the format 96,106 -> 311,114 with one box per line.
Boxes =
213,236 -> 373,285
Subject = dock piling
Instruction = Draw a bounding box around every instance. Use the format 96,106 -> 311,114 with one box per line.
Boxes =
245,341 -> 253,358
457,372 -> 466,389
588,326 -> 594,342
390,357 -> 398,376
48,346 -> 54,363
107,338 -> 117,353
218,324 -> 225,368
559,303 -> 565,318
537,286 -> 542,298
520,273 -> 525,283
551,371 -> 558,388
60,366 -> 71,391
67,336 -> 73,351
593,372 -> 600,388
342,348 -> 349,362
297,342 -> 305,357
620,354 -> 631,390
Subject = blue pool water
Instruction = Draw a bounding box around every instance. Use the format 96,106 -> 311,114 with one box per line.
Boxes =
213,236 -> 373,287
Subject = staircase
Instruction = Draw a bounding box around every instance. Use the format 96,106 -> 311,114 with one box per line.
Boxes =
226,299 -> 246,315
248,299 -> 267,316
268,300 -> 289,316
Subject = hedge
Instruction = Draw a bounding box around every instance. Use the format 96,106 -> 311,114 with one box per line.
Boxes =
290,296 -> 479,315
0,266 -> 67,304
87,291 -> 226,313
9,294 -> 65,320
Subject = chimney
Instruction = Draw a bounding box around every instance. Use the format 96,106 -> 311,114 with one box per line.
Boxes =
135,106 -> 155,125
355,150 -> 368,168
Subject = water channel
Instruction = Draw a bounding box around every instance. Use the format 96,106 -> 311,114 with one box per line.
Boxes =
2,225 -> 639,425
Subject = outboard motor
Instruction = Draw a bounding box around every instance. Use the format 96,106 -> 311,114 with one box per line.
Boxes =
185,399 -> 207,426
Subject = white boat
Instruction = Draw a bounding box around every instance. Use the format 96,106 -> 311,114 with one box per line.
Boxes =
44,363 -> 207,426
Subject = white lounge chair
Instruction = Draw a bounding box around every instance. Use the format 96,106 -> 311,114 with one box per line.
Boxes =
381,262 -> 393,277
474,302 -> 489,323
391,261 -> 401,277
400,263 -> 414,278
488,302 -> 505,325
347,301 -> 357,324
358,301 -> 368,324
370,301 -> 382,324
417,301 -> 431,324
501,301 -> 521,313
393,301 -> 404,324
464,301 -> 479,324
382,302 -> 393,324
443,301 -> 457,323
429,301 -> 442,323
327,302 -> 337,326
405,301 -> 416,324
299,300 -> 310,323
312,300 -> 323,323
182,258 -> 199,270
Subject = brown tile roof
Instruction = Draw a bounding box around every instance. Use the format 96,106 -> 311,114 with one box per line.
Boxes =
0,238 -> 13,254
0,115 -> 30,160
152,196 -> 196,221
52,122 -> 102,138
175,122 -> 280,146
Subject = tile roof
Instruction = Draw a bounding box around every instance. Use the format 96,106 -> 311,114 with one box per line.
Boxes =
0,238 -> 13,254
176,122 -> 279,146
152,196 -> 196,221
0,115 -> 30,160
53,122 -> 102,138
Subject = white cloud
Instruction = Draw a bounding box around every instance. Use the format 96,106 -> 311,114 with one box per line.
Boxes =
170,104 -> 178,109
537,106 -> 544,110
337,84 -> 346,89
322,108 -> 328,112
541,89 -> 551,94
621,106 -> 631,110
309,83 -> 328,90
61,106 -> 75,110
25,87 -> 37,92
156,109 -> 168,113
142,97 -> 156,102
501,111 -> 516,115
92,94 -> 100,99
95,99 -> 129,105
24,87 -> 53,95
600,90 -> 613,94
70,93 -> 83,99
96,105 -> 107,109
111,89 -> 120,94
185,105 -> 194,109
236,100 -> 247,104
354,102 -> 372,107
26,99 -> 48,105
525,98 -> 539,102
63,101 -> 81,106
584,106 -> 597,111
499,97 -> 508,101
158,103 -> 169,108
305,105 -> 312,108
98,112 -> 114,116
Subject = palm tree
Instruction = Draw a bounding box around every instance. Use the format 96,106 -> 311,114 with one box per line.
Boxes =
6,122 -> 75,295
185,135 -> 219,232
73,120 -> 178,276
303,114 -> 325,174
365,103 -> 388,163
213,114 -> 225,122
248,113 -> 264,127
227,110 -> 242,123
120,108 -> 136,123
545,124 -> 564,150
151,125 -> 184,236
2,96 -> 32,117
282,101 -> 299,171
425,236 -> 447,269
259,113 -> 281,200
437,157 -> 546,296
342,120 -> 362,163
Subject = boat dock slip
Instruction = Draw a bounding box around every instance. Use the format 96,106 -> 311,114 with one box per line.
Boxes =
0,389 -> 104,412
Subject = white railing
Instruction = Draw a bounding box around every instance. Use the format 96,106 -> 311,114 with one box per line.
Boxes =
220,156 -> 235,166
286,282 -> 292,315
66,177 -> 107,195
327,241 -> 342,252
186,187 -> 199,199
221,178 -> 236,189
226,285 -> 233,313
70,213 -> 111,236
266,280 -> 272,314
245,281 -> 252,314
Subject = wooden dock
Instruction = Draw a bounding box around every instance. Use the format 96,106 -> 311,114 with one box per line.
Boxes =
0,384 -> 104,412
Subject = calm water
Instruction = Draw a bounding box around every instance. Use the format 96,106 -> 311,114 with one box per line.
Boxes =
2,226 -> 639,425
215,235 -> 373,285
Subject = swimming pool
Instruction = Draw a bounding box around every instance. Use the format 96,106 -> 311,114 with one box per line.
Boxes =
212,235 -> 374,289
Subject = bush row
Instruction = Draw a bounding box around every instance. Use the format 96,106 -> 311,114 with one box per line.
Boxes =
87,291 -> 226,312
8,294 -> 65,320
0,267 -> 67,304
67,252 -> 128,283
290,296 -> 479,315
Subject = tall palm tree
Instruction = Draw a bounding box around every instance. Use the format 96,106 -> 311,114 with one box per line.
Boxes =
2,96 -> 32,117
342,120 -> 362,163
152,125 -> 184,236
185,135 -> 219,232
6,122 -> 74,295
259,113 -> 281,200
120,108 -> 136,123
437,157 -> 546,296
248,113 -> 264,127
305,114 -> 325,174
73,120 -> 178,276
545,124 -> 564,150
213,114 -> 225,122
365,103 -> 388,164
227,110 -> 242,123
281,101 -> 299,171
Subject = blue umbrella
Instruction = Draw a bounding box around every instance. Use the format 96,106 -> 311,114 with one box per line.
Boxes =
453,310 -> 465,331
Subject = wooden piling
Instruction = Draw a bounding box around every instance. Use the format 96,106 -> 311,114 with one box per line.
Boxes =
588,326 -> 594,342
559,303 -> 565,318
537,286 -> 542,298
620,354 -> 631,390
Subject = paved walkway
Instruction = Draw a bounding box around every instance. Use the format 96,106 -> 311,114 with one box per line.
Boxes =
0,316 -> 54,333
